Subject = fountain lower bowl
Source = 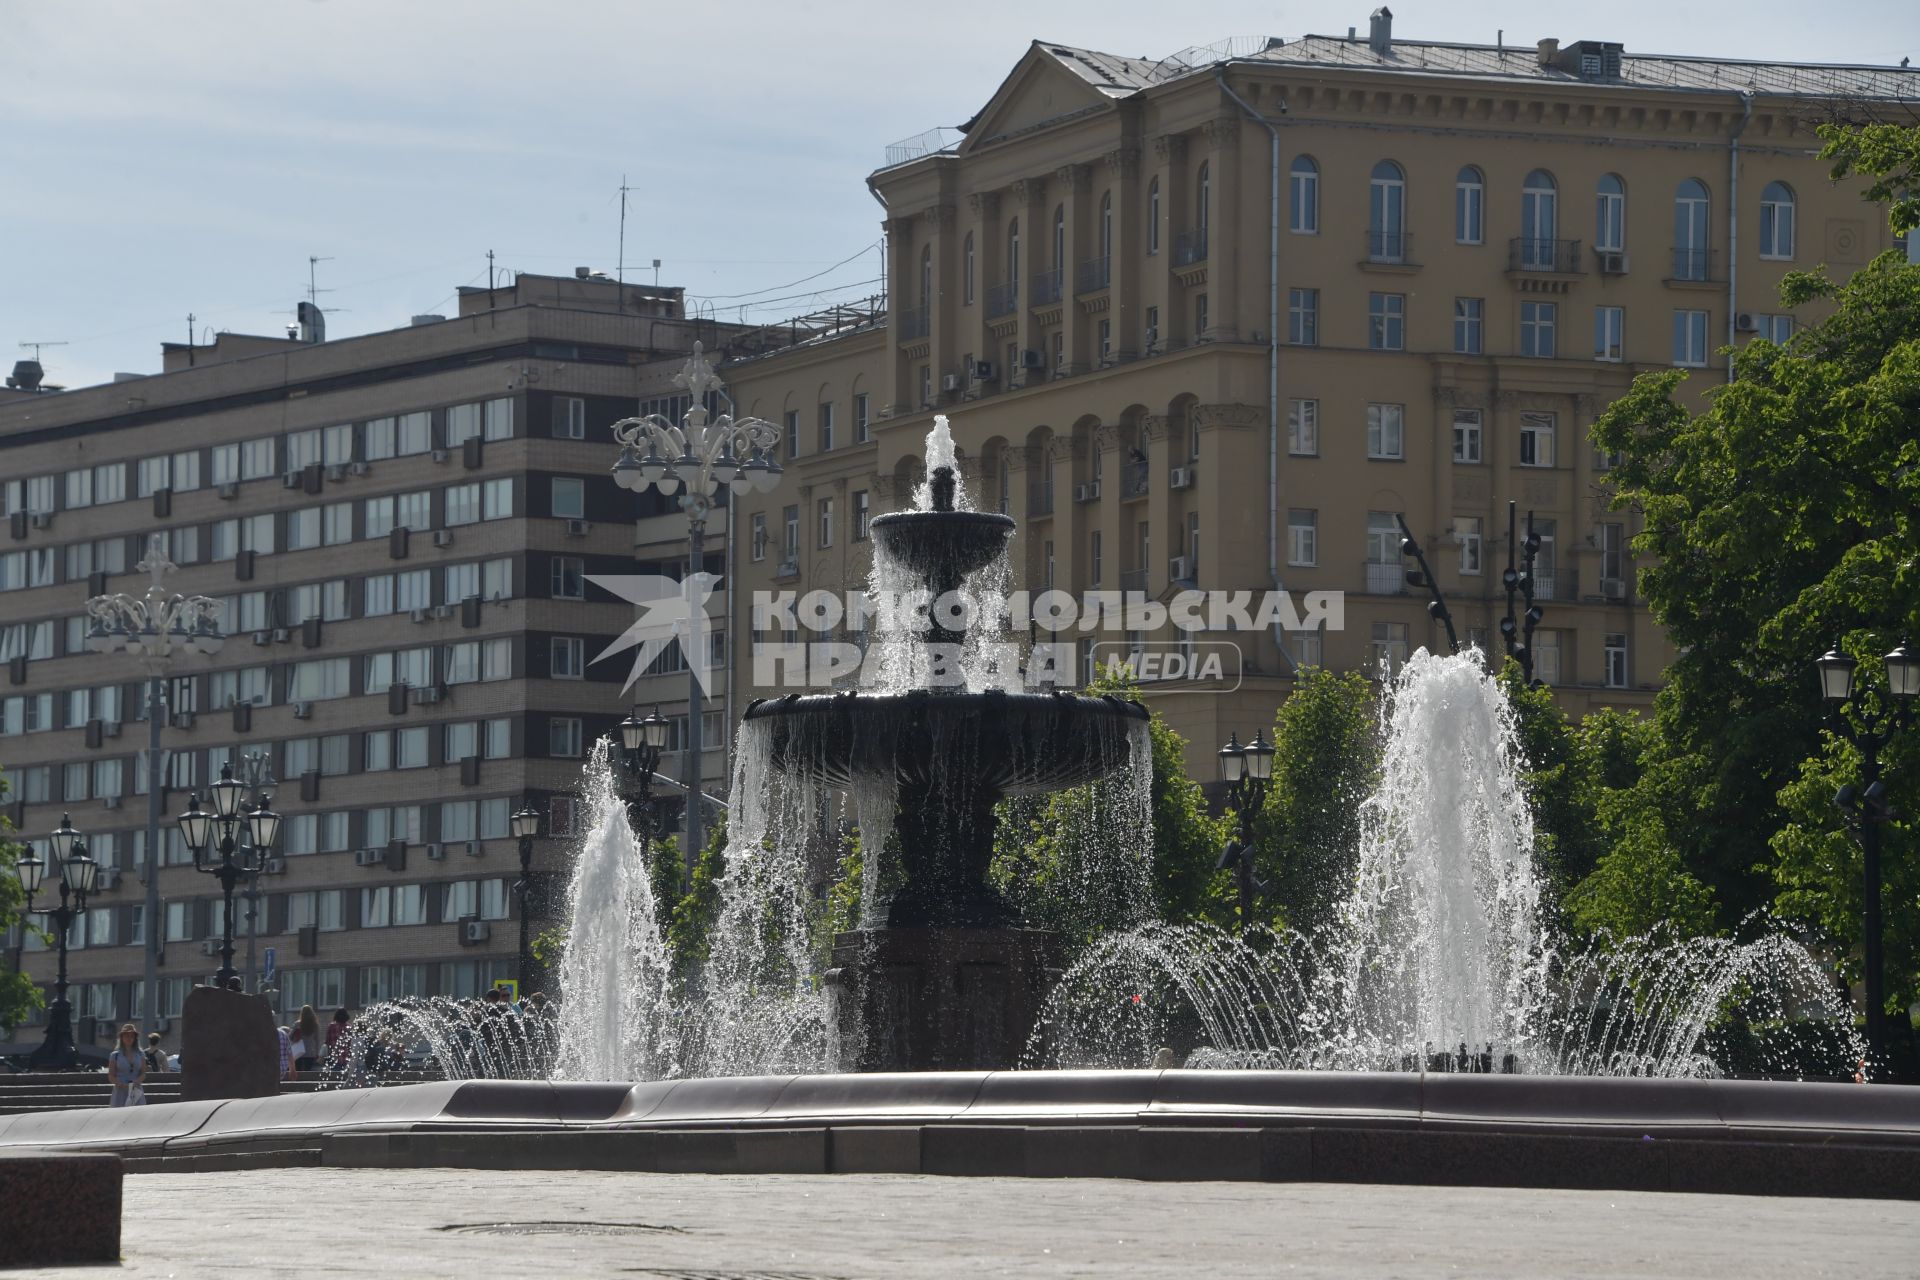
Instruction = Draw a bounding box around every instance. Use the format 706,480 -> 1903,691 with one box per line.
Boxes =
742,689 -> 1148,794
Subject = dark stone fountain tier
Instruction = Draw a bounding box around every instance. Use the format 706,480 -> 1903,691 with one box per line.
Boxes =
825,928 -> 1055,1072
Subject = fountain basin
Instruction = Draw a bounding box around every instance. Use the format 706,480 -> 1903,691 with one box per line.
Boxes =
868,508 -> 1014,582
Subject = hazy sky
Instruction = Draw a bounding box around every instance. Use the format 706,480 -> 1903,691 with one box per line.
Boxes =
3,0 -> 1914,390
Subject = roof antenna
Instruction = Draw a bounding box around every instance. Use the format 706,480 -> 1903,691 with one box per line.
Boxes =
186,313 -> 196,366
616,174 -> 636,285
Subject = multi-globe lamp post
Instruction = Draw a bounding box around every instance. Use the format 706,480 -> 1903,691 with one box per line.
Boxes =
175,762 -> 281,991
1814,638 -> 1917,1074
14,814 -> 101,1068
84,534 -> 224,1022
1215,730 -> 1276,933
616,705 -> 674,846
609,341 -> 782,870
510,801 -> 542,990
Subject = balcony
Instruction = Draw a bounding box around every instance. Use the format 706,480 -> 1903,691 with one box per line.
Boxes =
986,281 -> 1019,319
1031,268 -> 1063,307
1527,568 -> 1575,602
1668,247 -> 1715,284
1173,229 -> 1208,267
1364,230 -> 1413,265
1364,560 -> 1409,595
1027,482 -> 1055,518
1076,255 -> 1111,294
1121,459 -> 1150,498
896,306 -> 930,341
1508,238 -> 1585,274
1120,568 -> 1149,593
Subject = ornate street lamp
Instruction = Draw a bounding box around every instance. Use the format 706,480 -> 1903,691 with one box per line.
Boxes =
614,705 -> 676,850
18,815 -> 100,1070
85,534 -> 224,1019
1499,502 -> 1546,683
1817,637 -> 1916,1076
176,763 -> 279,990
609,342 -> 782,873
1215,731 -> 1276,933
509,801 -> 542,990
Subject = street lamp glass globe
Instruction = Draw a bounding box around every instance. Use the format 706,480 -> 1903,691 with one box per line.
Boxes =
62,842 -> 97,894
84,619 -> 113,654
48,813 -> 80,863
1244,730 -> 1276,782
1218,732 -> 1246,784
710,446 -> 740,486
758,456 -> 784,493
245,803 -> 282,853
509,806 -> 541,841
641,705 -> 671,750
638,446 -> 667,483
619,708 -> 648,754
731,453 -> 764,494
14,851 -> 44,897
1885,640 -> 1918,702
612,446 -> 644,491
1816,645 -> 1857,704
656,471 -> 681,497
209,763 -> 246,819
177,795 -> 214,853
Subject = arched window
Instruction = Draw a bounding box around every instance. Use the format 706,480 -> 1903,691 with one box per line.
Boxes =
1368,160 -> 1405,261
1595,175 -> 1626,254
1520,169 -> 1558,268
1289,155 -> 1319,233
1674,179 -> 1709,280
1759,181 -> 1795,259
1007,218 -> 1019,284
1099,190 -> 1113,262
962,232 -> 975,304
919,245 -> 932,309
1455,166 -> 1484,244
1147,178 -> 1161,254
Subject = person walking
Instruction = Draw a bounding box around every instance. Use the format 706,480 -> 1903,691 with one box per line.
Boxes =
141,1032 -> 170,1075
293,1004 -> 322,1072
275,1026 -> 295,1082
108,1024 -> 148,1107
324,1007 -> 352,1064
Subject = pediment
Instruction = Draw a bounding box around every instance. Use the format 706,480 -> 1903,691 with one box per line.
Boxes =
960,45 -> 1111,152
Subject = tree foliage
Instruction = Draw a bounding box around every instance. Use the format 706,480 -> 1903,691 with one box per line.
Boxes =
1,771 -> 46,1034
1819,121 -> 1920,237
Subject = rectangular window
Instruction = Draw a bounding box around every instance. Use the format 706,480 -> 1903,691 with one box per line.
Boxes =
65,468 -> 92,510
555,396 -> 586,439
750,512 -> 767,562
1757,314 -> 1794,344
290,658 -> 350,701
1287,509 -> 1317,567
784,410 -> 800,459
550,636 -> 584,679
482,477 -> 513,520
1370,621 -> 1410,674
445,403 -> 482,446
93,463 -> 126,505
817,497 -> 834,549
1090,529 -> 1103,585
1452,410 -> 1482,464
1594,306 -> 1625,362
361,886 -> 392,929
137,456 -> 169,498
818,402 -> 835,452
1599,522 -> 1626,587
395,491 -> 431,532
483,558 -> 513,601
1195,293 -> 1209,336
396,412 -> 431,456
363,417 -> 396,461
550,556 -> 584,600
286,507 -> 321,551
1520,301 -> 1557,358
550,477 -> 585,519
364,497 -> 395,540
241,438 -> 276,480
1604,633 -> 1629,688
286,428 -> 323,470
323,423 -> 354,464
1672,309 -> 1710,366
1455,517 -> 1483,575
1453,297 -> 1483,355
395,726 -> 428,769
1287,288 -> 1318,346
363,575 -> 394,618
854,393 -> 871,443
445,483 -> 481,526
395,569 -> 432,612
1519,413 -> 1557,468
853,490 -> 870,541
1287,399 -> 1318,456
1367,293 -> 1405,351
211,444 -> 240,485
445,562 -> 479,603
483,398 -> 513,442
550,717 -> 583,758
1365,404 -> 1404,460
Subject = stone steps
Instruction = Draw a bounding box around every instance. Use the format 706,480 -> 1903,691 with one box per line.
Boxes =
0,1075 -> 325,1116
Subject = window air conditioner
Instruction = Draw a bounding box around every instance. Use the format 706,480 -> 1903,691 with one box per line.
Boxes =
217,482 -> 239,499
1169,467 -> 1193,490
1735,312 -> 1760,333
1597,252 -> 1629,275
432,529 -> 454,547
1600,577 -> 1627,600
941,373 -> 963,393
292,701 -> 313,719
425,843 -> 445,861
971,360 -> 996,381
430,449 -> 449,463
463,920 -> 491,943
354,848 -> 384,867
1020,348 -> 1046,370
1169,555 -> 1192,581
565,519 -> 590,537
325,463 -> 348,481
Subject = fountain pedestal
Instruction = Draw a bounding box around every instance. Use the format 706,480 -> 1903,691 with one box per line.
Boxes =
825,928 -> 1056,1072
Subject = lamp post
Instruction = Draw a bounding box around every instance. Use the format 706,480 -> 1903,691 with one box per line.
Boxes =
609,342 -> 782,875
509,802 -> 542,990
616,705 -> 675,847
16,814 -> 100,1069
1499,502 -> 1545,683
176,763 -> 280,991
1815,638 -> 1917,1075
1215,730 -> 1276,932
85,534 -> 224,1024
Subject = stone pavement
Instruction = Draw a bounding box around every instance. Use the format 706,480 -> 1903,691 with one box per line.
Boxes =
11,1167 -> 1918,1278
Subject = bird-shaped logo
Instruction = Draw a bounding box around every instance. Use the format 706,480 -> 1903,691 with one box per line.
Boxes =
586,571 -> 724,696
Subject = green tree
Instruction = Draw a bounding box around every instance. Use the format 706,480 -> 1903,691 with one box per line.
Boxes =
1818,120 -> 1920,237
1,772 -> 46,1034
1251,667 -> 1377,937
1564,732 -> 1720,942
664,815 -> 728,983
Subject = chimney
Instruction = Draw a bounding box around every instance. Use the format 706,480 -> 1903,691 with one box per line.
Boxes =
1368,6 -> 1393,55
1537,38 -> 1560,67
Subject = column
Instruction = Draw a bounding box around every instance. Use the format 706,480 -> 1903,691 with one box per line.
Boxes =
1011,175 -> 1048,386
1144,413 -> 1172,600
968,190 -> 1003,383
924,201 -> 958,384
1105,144 -> 1143,360
883,215 -> 918,416
1153,133 -> 1190,346
1054,162 -> 1091,373
1201,115 -> 1242,342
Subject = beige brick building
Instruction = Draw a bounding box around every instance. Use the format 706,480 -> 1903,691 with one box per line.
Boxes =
2,272 -> 754,1048
724,21 -> 1917,776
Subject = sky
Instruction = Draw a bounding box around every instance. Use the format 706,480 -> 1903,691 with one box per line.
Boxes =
2,0 -> 1915,391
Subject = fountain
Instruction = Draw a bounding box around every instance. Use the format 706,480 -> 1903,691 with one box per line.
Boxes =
740,417 -> 1150,1071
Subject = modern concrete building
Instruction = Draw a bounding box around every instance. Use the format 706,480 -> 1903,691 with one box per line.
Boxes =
724,20 -> 1917,775
2,272 -> 750,1049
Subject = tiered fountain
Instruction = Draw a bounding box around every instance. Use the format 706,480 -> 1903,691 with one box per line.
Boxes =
742,437 -> 1148,1071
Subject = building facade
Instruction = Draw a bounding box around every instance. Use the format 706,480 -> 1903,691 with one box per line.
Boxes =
725,23 -> 1916,774
2,273 -> 743,1048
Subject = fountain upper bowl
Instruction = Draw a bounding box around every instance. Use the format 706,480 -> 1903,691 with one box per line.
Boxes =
868,509 -> 1015,582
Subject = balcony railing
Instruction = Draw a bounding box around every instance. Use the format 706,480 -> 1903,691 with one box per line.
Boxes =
1365,560 -> 1409,595
1120,568 -> 1149,593
1031,268 -> 1063,307
1174,229 -> 1208,266
1076,255 -> 1111,294
1366,230 -> 1411,264
896,306 -> 930,341
986,281 -> 1019,318
1527,568 -> 1574,602
1027,482 -> 1055,517
1670,247 -> 1713,282
1121,460 -> 1150,498
1509,237 -> 1585,273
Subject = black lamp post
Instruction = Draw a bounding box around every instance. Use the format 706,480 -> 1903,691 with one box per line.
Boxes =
510,801 -> 542,990
616,705 -> 676,848
177,763 -> 280,991
1215,730 -> 1276,932
18,814 -> 100,1070
1500,502 -> 1546,683
1816,638 -> 1917,1075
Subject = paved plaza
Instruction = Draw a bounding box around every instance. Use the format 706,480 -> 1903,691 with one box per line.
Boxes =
13,1168 -> 1918,1278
